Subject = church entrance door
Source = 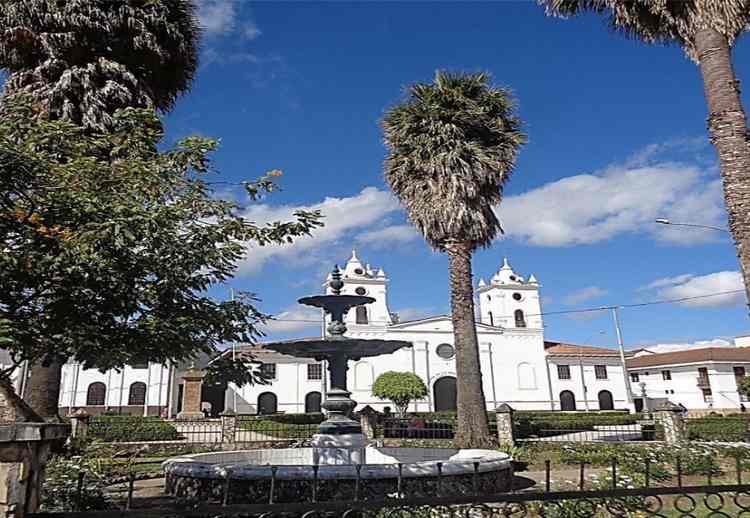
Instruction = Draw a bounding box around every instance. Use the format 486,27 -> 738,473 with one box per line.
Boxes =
433,376 -> 457,412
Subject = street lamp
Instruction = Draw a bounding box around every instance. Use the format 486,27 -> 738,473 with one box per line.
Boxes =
655,218 -> 729,233
639,381 -> 651,419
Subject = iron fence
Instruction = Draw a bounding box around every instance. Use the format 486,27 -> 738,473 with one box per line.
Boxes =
235,415 -> 319,441
517,421 -> 655,443
378,417 -> 456,440
170,418 -> 222,443
33,452 -> 750,517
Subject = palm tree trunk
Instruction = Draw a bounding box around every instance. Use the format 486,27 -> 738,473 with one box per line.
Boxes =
445,241 -> 496,449
695,28 -> 750,310
24,359 -> 63,421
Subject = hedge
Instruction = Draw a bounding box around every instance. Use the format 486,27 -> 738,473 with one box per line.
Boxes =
89,416 -> 180,442
686,416 -> 749,442
514,414 -> 639,439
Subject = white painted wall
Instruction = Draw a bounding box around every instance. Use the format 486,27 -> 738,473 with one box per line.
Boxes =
629,362 -> 750,411
547,357 -> 631,411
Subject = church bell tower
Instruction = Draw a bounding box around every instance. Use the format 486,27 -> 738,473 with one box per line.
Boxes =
476,258 -> 542,329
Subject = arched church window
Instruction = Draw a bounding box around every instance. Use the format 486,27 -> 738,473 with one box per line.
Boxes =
355,306 -> 368,324
515,309 -> 526,328
86,382 -> 106,406
128,382 -> 146,406
517,363 -> 536,390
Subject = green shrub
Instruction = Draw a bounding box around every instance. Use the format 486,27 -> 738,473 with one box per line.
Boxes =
262,412 -> 325,425
89,415 -> 180,442
513,413 -> 639,439
237,418 -> 317,439
686,416 -> 749,442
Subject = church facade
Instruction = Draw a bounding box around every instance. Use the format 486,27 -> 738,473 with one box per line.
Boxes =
226,252 -> 633,415
56,251 -> 633,417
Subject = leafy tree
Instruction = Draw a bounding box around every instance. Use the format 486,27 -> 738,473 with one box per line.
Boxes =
0,0 -> 200,132
538,0 -> 750,309
372,371 -> 428,417
1,0 -> 201,419
381,71 -> 526,448
0,98 -> 322,420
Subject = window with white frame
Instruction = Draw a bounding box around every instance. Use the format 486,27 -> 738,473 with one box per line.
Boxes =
307,363 -> 322,381
557,365 -> 571,380
594,365 -> 608,380
260,363 -> 277,380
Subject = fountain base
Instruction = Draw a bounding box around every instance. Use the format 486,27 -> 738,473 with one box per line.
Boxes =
163,447 -> 512,504
311,433 -> 366,465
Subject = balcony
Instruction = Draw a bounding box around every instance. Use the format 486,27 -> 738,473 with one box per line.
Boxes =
696,376 -> 711,389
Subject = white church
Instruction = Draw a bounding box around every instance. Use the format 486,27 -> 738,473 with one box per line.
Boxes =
54,251 -> 633,417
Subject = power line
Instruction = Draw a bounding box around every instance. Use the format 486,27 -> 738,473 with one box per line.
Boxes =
263,289 -> 747,324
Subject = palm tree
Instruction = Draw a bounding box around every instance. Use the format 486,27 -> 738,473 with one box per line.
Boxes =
0,0 -> 200,132
539,0 -> 750,309
382,71 -> 526,448
0,0 -> 200,420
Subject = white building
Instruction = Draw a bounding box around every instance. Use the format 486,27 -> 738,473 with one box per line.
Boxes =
227,252 -> 632,415
626,346 -> 750,415
56,251 -> 633,416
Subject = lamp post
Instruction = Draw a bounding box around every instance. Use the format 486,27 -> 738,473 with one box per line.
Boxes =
639,381 -> 651,419
655,218 -> 729,233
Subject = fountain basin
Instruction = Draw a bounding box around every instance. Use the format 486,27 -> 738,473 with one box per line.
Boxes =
163,447 -> 512,503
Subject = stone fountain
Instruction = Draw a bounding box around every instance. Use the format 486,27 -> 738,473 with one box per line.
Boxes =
163,266 -> 512,503
262,265 -> 411,464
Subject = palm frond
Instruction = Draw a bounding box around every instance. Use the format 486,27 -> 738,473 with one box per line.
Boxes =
0,0 -> 200,131
538,0 -> 750,60
382,71 -> 526,250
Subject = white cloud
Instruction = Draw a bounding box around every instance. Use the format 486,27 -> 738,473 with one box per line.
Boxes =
242,21 -> 262,40
636,338 -> 735,354
196,1 -> 261,40
195,0 -> 237,35
563,286 -> 608,305
239,187 -> 401,275
261,305 -> 322,335
356,225 -> 420,248
497,157 -> 724,247
643,271 -> 746,308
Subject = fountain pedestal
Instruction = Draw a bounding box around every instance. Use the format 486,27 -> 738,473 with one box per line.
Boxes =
264,266 -> 411,442
311,433 -> 366,465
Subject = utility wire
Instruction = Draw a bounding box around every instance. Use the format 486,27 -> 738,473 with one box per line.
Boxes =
263,289 -> 746,324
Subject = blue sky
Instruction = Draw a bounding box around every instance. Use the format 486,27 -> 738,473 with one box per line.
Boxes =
171,1 -> 749,352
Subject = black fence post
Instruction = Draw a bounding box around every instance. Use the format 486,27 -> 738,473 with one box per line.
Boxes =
125,473 -> 135,510
545,460 -> 551,492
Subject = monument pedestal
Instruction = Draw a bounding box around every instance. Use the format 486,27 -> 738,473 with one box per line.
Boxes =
177,365 -> 206,420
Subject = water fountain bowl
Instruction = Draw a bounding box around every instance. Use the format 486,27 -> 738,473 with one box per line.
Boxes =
163,447 -> 512,503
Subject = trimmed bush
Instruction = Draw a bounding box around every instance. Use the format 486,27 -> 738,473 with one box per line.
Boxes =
686,416 -> 749,442
263,412 -> 325,425
89,416 -> 180,442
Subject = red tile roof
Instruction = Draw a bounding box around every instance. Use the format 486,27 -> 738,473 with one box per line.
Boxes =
627,347 -> 750,368
543,341 -> 620,357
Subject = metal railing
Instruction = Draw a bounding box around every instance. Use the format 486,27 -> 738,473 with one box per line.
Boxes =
378,417 -> 456,439
30,456 -> 750,517
235,416 -> 318,441
517,421 -> 655,442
